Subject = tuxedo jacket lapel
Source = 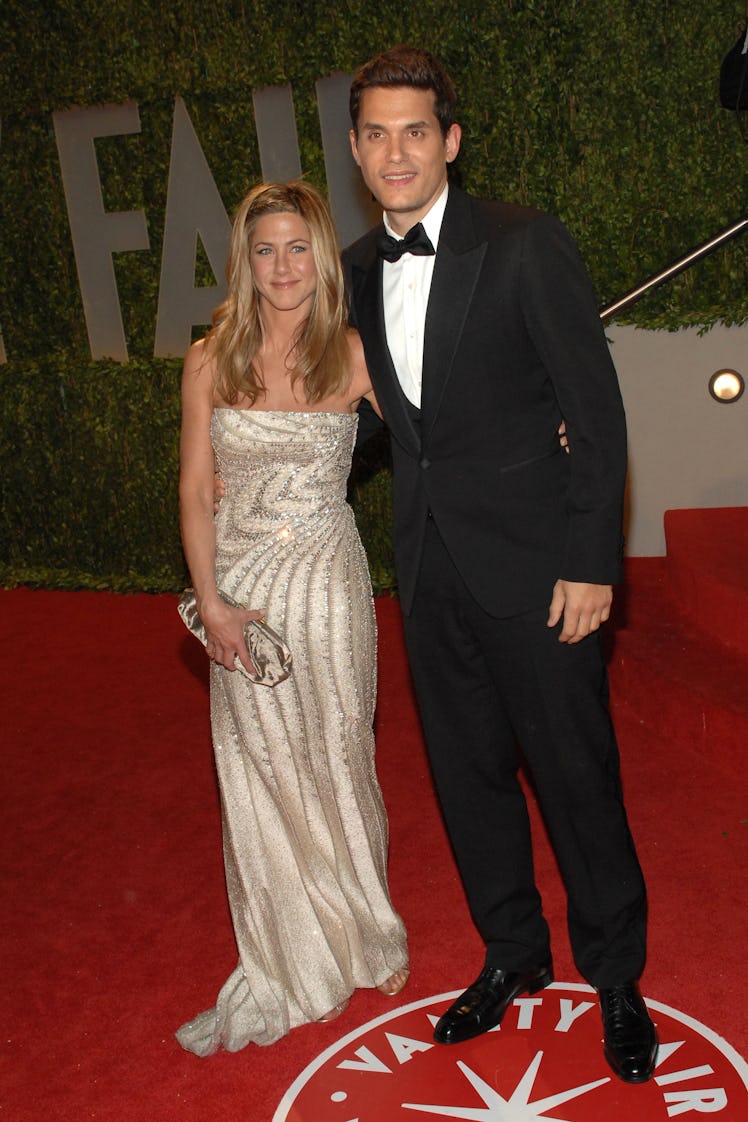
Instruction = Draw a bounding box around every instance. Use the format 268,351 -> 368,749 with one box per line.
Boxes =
349,189 -> 487,453
421,189 -> 487,441
351,243 -> 421,456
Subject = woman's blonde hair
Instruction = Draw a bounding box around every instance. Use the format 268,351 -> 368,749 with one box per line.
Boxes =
210,180 -> 350,406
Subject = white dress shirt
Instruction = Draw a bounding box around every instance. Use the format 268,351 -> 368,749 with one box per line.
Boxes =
381,184 -> 449,408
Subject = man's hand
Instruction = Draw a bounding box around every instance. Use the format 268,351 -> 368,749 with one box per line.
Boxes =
547,579 -> 612,643
213,470 -> 227,513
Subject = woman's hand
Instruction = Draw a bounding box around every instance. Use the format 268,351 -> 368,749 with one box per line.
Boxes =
200,597 -> 266,675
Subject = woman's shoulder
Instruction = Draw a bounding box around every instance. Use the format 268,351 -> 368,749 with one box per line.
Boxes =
345,326 -> 365,364
345,328 -> 368,380
181,335 -> 220,400
185,334 -> 216,364
343,328 -> 374,407
184,335 -> 220,377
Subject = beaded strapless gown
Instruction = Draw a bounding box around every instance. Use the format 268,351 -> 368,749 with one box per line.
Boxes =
176,409 -> 407,1055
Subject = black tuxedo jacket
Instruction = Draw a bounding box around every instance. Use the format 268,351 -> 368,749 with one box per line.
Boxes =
343,186 -> 627,618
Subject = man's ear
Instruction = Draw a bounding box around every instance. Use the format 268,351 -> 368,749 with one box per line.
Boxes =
349,129 -> 362,166
445,123 -> 462,164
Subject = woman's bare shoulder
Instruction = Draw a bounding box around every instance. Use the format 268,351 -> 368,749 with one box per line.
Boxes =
345,326 -> 365,360
184,334 -> 217,368
182,335 -> 219,388
344,327 -> 378,411
345,328 -> 368,384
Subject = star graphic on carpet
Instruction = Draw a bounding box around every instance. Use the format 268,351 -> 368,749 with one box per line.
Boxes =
402,1051 -> 610,1121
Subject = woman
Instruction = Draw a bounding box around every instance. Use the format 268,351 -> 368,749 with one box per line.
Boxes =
177,181 -> 409,1056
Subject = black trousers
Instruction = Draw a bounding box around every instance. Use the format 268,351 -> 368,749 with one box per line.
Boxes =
402,519 -> 647,989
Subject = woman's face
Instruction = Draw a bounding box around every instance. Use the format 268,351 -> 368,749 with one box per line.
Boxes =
249,211 -> 317,315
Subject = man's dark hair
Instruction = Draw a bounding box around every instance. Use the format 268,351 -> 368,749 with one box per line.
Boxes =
349,45 -> 457,137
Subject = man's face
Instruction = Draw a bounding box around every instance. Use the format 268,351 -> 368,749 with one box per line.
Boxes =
350,86 -> 461,236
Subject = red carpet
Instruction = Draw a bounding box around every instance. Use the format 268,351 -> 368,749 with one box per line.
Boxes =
2,509 -> 747,1120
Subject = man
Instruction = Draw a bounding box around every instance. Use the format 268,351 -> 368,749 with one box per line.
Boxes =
343,45 -> 657,1083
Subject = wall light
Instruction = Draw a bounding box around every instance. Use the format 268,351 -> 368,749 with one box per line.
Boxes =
708,369 -> 744,403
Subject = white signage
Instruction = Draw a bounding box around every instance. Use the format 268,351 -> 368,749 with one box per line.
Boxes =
3,77 -> 380,364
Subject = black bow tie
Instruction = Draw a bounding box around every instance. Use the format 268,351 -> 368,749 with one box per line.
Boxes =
376,222 -> 435,263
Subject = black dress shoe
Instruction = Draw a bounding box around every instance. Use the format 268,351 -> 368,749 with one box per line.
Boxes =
434,962 -> 553,1045
599,982 -> 658,1083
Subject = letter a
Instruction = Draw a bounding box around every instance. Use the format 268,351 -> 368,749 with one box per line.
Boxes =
154,97 -> 231,357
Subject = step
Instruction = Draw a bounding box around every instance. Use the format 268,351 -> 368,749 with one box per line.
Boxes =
663,507 -> 748,660
607,558 -> 748,772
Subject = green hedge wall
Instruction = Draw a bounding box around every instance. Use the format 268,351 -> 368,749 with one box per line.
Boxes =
1,1 -> 746,591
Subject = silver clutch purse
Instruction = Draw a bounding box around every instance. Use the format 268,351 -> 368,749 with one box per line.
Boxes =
178,588 -> 292,687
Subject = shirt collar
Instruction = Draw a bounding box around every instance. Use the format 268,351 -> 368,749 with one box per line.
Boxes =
383,182 -> 449,250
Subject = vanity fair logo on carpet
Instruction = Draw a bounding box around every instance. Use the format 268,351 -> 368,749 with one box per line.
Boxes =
273,983 -> 748,1121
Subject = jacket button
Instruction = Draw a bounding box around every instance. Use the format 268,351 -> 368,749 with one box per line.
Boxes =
420,457 -> 431,469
